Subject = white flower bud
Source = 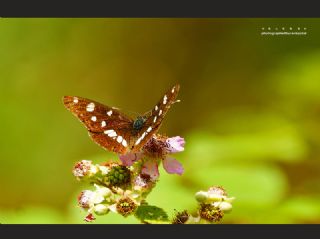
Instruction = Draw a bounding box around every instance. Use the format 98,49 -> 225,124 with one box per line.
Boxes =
94,184 -> 111,198
78,190 -> 95,208
94,204 -> 109,215
89,165 -> 98,175
195,191 -> 208,202
218,202 -> 233,213
90,190 -> 104,204
108,204 -> 118,213
98,165 -> 110,175
207,193 -> 224,203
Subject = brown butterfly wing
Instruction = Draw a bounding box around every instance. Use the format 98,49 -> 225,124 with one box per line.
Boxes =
129,84 -> 180,152
63,84 -> 180,155
63,96 -> 134,154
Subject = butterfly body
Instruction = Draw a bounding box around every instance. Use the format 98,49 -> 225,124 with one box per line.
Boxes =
63,84 -> 180,155
132,116 -> 146,131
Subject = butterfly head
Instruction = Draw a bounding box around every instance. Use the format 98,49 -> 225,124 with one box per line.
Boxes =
133,116 -> 146,131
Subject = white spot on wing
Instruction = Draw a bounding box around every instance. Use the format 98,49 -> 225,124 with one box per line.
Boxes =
122,139 -> 127,147
158,109 -> 162,116
163,95 -> 167,105
91,116 -> 97,122
104,129 -> 117,137
171,88 -> 175,93
107,110 -> 113,116
116,136 -> 123,143
135,138 -> 141,145
153,116 -> 157,123
109,132 -> 117,137
86,103 -> 95,112
155,105 -> 158,111
147,126 -> 152,133
73,97 -> 78,103
135,132 -> 146,145
101,121 -> 106,127
104,129 -> 113,134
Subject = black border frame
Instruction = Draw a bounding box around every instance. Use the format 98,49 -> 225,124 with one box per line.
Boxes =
1,0 -> 320,17
1,0 -> 320,238
1,224 -> 320,239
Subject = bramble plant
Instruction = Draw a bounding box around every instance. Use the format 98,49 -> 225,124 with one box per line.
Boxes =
65,84 -> 234,223
73,134 -> 235,224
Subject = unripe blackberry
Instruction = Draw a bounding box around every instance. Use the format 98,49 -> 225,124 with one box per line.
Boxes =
105,165 -> 131,187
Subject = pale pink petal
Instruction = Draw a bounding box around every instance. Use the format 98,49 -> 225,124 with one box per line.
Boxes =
119,152 -> 143,166
141,160 -> 159,181
77,190 -> 94,208
162,156 -> 184,175
166,136 -> 185,153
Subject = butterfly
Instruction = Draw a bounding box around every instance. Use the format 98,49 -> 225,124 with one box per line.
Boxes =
63,84 -> 180,155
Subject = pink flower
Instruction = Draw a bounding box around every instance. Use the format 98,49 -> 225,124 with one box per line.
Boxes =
165,136 -> 185,153
119,135 -> 185,180
119,152 -> 143,167
141,159 -> 160,181
134,173 -> 154,189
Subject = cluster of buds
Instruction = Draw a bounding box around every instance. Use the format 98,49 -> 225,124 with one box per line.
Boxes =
72,135 -> 186,222
72,135 -> 235,224
195,186 -> 235,223
77,184 -> 111,222
171,186 -> 235,224
73,160 -> 156,221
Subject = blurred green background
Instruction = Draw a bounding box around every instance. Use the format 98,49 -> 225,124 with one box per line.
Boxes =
1,18 -> 320,224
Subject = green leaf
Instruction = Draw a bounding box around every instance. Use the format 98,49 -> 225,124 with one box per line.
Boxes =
134,204 -> 169,224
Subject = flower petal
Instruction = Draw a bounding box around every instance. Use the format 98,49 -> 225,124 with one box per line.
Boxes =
108,204 -> 118,213
162,156 -> 184,175
92,192 -> 104,204
166,136 -> 185,153
77,190 -> 95,208
119,152 -> 143,166
141,160 -> 159,180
